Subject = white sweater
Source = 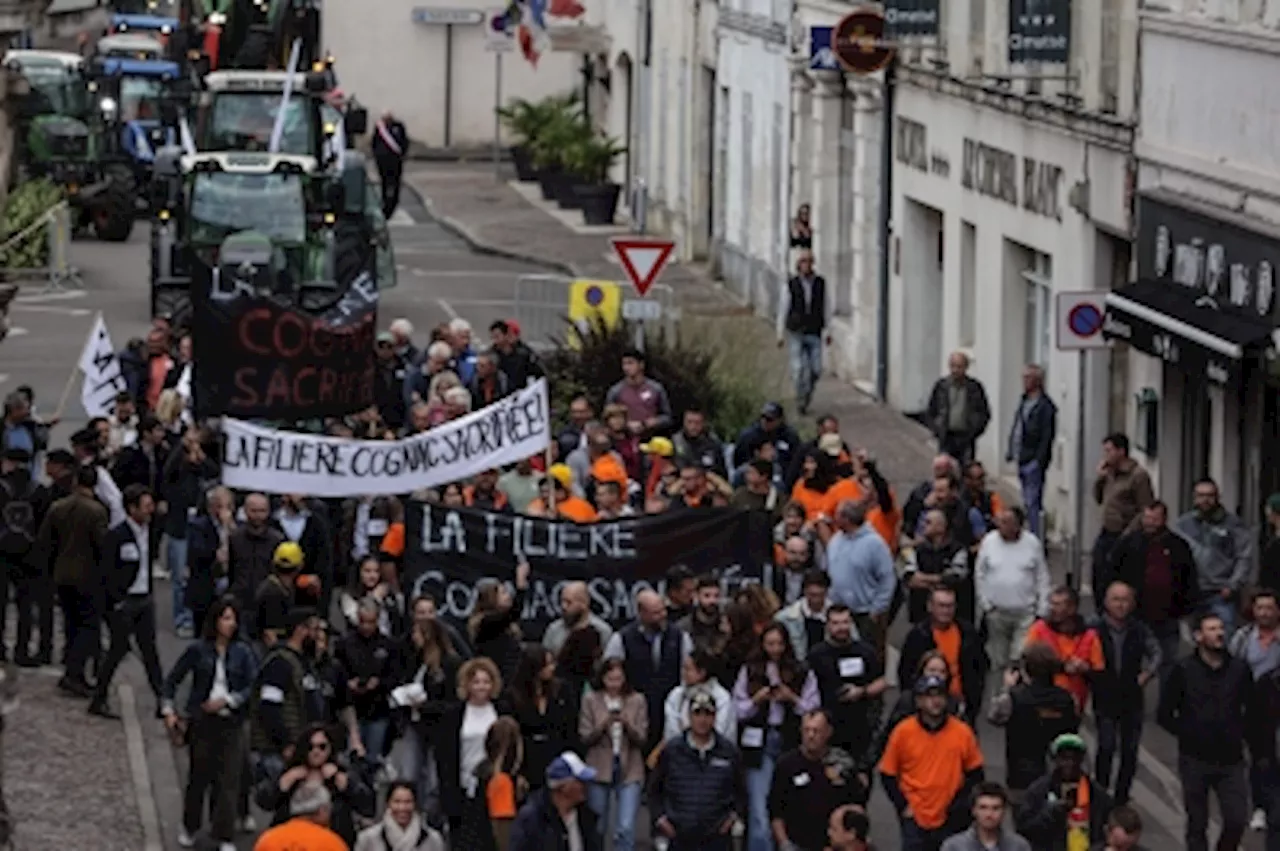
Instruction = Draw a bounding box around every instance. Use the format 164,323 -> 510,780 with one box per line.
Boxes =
974,530 -> 1051,616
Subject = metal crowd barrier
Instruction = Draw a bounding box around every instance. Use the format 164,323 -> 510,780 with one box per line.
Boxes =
0,202 -> 82,294
512,274 -> 681,349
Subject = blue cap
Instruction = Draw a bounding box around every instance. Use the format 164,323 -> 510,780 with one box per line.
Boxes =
914,674 -> 947,695
545,751 -> 596,786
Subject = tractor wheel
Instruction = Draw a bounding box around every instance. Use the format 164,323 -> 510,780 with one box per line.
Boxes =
152,287 -> 192,330
93,167 -> 136,242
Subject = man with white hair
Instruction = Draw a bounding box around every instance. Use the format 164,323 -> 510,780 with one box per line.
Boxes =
447,317 -> 478,384
403,340 -> 456,409
389,318 -> 418,366
253,782 -> 345,851
442,386 -> 472,421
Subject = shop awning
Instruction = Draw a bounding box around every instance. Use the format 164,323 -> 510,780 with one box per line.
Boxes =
1103,279 -> 1274,386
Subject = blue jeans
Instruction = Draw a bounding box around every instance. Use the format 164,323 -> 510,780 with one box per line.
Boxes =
1095,710 -> 1143,803
901,819 -> 948,851
788,333 -> 822,402
395,725 -> 441,817
587,778 -> 642,851
745,728 -> 782,851
167,535 -> 192,630
359,718 -> 390,767
1018,461 -> 1045,538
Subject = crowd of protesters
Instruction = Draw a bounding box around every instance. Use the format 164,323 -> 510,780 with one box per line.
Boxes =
4,312 -> 1280,851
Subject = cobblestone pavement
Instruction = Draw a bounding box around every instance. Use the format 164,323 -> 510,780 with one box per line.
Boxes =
6,670 -> 145,851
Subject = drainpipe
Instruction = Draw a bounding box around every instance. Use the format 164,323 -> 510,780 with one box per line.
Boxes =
874,56 -> 896,402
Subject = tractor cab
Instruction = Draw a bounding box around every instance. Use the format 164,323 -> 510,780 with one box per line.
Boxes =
197,70 -> 316,154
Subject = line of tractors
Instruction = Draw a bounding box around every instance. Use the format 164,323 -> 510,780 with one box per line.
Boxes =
3,0 -> 395,326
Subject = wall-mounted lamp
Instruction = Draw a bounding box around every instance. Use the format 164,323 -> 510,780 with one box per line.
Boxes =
1135,387 -> 1159,457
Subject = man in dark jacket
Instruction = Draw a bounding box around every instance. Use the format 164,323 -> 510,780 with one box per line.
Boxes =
160,428 -> 219,637
467,349 -> 511,407
898,587 -> 986,724
926,352 -> 992,465
650,692 -> 745,851
672,407 -> 728,480
489,319 -> 543,390
1158,611 -> 1252,851
988,641 -> 1080,795
1015,733 -> 1113,851
371,111 -> 408,218
228,493 -> 285,630
603,590 -> 691,754
1110,501 -> 1198,684
0,448 -> 51,665
36,465 -> 109,697
733,403 -> 802,476
185,486 -> 237,635
510,752 -> 601,851
1005,364 -> 1057,539
1089,582 -> 1161,805
373,331 -> 408,431
271,494 -> 333,614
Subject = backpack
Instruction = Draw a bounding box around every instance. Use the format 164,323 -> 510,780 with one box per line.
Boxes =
0,478 -> 37,557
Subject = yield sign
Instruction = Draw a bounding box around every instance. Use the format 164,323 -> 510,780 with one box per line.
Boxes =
611,237 -> 675,297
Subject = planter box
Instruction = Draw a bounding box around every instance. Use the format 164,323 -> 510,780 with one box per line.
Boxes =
576,182 -> 621,226
553,175 -> 582,209
537,168 -> 561,201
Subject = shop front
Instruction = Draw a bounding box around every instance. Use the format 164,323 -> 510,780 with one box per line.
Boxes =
1104,191 -> 1280,519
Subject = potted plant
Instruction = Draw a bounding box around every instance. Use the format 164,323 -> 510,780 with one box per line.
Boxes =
533,112 -> 591,208
568,132 -> 626,225
496,92 -> 579,182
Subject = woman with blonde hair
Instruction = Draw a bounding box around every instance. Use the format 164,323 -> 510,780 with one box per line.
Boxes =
437,657 -> 507,847
736,583 -> 782,635
425,371 -> 462,425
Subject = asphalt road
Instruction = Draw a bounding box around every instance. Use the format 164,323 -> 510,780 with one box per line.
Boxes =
2,194 -> 1262,850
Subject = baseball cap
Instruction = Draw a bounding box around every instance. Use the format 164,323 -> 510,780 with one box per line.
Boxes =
506,319 -> 522,337
914,674 -> 947,695
640,436 -> 674,457
548,463 -> 573,490
1050,733 -> 1087,756
546,751 -> 596,786
761,402 -> 784,420
273,541 -> 305,570
817,433 -> 843,457
688,691 -> 717,714
376,331 -> 395,344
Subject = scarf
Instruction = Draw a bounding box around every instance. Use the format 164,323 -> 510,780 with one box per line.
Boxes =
381,813 -> 426,850
1065,776 -> 1090,851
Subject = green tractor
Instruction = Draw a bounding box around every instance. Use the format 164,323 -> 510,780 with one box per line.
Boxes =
174,0 -> 322,72
149,149 -> 393,326
3,50 -> 136,242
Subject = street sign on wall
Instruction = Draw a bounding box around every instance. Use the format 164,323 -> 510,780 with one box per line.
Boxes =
884,0 -> 940,38
1008,0 -> 1071,64
411,7 -> 485,25
832,8 -> 894,76
1056,291 -> 1109,350
808,26 -> 839,71
484,7 -> 515,51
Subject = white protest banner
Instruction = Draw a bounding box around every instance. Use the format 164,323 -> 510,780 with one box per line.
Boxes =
221,379 -> 551,497
78,314 -> 126,417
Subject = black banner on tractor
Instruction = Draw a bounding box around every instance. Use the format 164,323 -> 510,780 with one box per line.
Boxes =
1008,0 -> 1071,64
402,503 -> 773,638
190,251 -> 378,420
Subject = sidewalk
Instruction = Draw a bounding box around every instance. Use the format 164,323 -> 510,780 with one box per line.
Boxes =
403,163 -> 937,499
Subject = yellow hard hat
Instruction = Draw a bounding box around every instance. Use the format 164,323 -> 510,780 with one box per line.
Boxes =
548,463 -> 573,489
273,541 -> 305,569
640,436 -> 674,457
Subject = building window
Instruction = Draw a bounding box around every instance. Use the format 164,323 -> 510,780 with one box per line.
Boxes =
969,0 -> 986,75
1099,0 -> 1120,113
1022,251 -> 1053,374
741,92 -> 753,246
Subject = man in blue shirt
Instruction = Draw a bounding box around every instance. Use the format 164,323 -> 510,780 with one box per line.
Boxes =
816,500 -> 897,657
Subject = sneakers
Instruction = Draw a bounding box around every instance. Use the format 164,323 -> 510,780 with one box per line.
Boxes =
219,844 -> 236,851
237,815 -> 257,833
1251,808 -> 1267,831
176,828 -> 196,848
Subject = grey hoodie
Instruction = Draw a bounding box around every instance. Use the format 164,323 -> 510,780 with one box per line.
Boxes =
940,827 -> 1032,851
1172,506 -> 1253,593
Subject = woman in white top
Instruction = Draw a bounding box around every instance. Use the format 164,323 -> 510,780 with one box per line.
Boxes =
439,656 -> 506,847
662,648 -> 737,743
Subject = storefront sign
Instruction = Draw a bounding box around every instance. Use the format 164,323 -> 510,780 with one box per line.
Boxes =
1008,0 -> 1071,64
220,380 -> 552,496
884,0 -> 940,38
1138,194 -> 1280,321
894,117 -> 951,178
960,139 -> 1063,220
1102,303 -> 1239,387
402,504 -> 771,636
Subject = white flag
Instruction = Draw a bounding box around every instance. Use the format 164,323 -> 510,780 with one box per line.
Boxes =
78,314 -> 126,417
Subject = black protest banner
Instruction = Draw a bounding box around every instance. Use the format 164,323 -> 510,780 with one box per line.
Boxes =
402,503 -> 773,637
190,256 -> 378,420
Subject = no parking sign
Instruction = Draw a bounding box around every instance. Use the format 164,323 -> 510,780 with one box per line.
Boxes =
1056,291 -> 1108,350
